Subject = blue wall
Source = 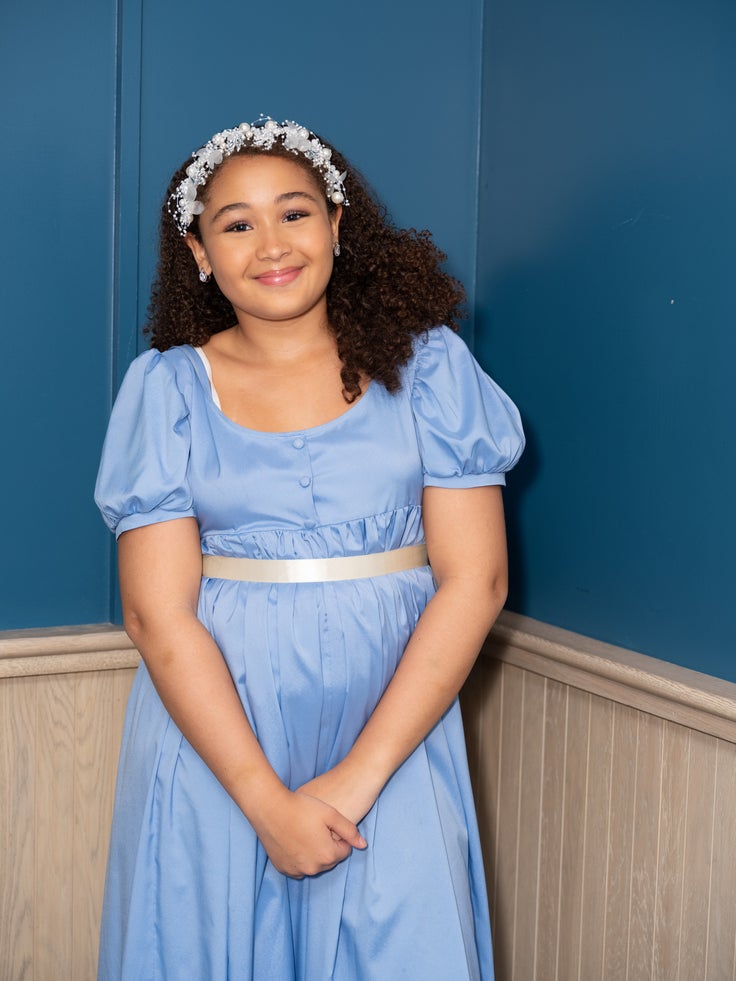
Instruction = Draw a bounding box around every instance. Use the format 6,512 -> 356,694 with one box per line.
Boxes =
1,0 -> 483,629
5,0 -> 734,685
0,0 -> 118,627
476,0 -> 736,680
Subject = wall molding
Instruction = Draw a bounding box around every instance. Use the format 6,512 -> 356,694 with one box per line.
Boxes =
3,613 -> 735,744
0,624 -> 138,679
485,610 -> 736,744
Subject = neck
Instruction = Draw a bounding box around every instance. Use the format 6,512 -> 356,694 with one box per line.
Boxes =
225,313 -> 336,368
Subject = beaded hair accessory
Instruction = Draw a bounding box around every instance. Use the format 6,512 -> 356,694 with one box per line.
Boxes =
170,118 -> 348,236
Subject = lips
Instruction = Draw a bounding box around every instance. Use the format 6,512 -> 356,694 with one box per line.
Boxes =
255,267 -> 302,287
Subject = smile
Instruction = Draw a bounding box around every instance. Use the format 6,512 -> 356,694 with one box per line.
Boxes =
254,267 -> 302,287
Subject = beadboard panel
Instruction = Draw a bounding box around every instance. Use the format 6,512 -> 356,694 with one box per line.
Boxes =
3,613 -> 736,979
0,665 -> 136,981
462,614 -> 736,981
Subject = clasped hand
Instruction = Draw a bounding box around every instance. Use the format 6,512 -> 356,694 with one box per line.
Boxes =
252,784 -> 367,879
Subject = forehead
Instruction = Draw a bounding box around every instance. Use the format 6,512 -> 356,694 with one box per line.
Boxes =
206,152 -> 323,200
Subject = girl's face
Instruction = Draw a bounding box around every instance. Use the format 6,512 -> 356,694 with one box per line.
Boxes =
186,154 -> 341,331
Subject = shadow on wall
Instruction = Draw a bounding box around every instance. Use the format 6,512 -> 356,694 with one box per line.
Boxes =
474,167 -> 736,678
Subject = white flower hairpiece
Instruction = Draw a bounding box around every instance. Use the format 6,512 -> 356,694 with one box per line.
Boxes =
169,117 -> 348,236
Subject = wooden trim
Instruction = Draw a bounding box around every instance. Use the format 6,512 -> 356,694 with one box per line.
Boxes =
484,611 -> 736,744
3,612 -> 736,743
0,625 -> 138,679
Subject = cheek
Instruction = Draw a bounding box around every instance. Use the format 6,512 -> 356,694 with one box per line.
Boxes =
314,224 -> 336,252
208,238 -> 254,270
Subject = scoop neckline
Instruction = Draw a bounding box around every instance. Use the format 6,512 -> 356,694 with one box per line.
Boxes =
184,345 -> 375,438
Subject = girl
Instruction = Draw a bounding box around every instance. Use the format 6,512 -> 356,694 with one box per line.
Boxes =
95,117 -> 524,980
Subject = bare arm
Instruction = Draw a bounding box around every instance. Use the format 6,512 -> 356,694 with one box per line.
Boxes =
299,485 -> 508,822
118,517 -> 365,876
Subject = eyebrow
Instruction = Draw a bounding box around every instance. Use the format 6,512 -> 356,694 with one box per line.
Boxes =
210,190 -> 321,224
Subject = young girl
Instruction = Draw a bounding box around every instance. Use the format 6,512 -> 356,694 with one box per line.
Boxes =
95,117 -> 524,980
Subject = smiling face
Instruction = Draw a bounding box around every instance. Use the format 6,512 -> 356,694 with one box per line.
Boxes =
186,153 -> 341,330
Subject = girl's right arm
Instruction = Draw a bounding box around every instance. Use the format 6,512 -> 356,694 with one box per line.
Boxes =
117,516 -> 365,876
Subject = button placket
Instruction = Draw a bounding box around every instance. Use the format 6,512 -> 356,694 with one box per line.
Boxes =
292,436 -> 311,488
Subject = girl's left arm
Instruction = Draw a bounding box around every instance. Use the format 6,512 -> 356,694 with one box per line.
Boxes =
299,483 -> 508,824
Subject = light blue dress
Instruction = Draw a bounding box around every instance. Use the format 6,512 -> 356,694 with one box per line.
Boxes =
95,325 -> 524,981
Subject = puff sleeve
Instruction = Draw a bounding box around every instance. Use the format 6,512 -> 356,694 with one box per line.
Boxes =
94,349 -> 196,538
410,326 -> 525,488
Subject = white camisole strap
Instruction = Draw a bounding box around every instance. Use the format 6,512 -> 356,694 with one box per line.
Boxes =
193,347 -> 223,409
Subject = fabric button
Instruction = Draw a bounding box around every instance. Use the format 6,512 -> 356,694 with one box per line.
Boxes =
303,519 -> 317,529
292,437 -> 305,449
299,476 -> 311,488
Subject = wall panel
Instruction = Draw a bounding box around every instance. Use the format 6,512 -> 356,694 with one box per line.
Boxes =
4,612 -> 736,978
0,0 -> 118,629
1,0 -> 485,632
0,630 -> 138,981
476,0 -> 736,681
461,613 -> 736,980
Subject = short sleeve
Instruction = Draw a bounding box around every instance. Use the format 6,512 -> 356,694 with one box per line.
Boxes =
410,326 -> 525,488
94,349 -> 196,538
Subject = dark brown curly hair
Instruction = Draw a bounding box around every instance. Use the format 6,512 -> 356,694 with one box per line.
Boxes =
147,130 -> 465,401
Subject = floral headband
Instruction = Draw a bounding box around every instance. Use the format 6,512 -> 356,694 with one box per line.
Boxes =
169,117 -> 348,235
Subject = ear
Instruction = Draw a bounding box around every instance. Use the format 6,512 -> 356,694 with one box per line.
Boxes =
185,233 -> 211,277
329,205 -> 343,240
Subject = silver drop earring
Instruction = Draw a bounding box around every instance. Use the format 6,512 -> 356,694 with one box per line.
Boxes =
199,268 -> 210,283
333,242 -> 341,257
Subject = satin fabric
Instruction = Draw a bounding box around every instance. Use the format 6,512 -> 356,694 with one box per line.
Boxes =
200,544 -> 429,582
95,325 -> 524,980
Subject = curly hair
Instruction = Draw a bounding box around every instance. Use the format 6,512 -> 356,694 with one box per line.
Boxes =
147,133 -> 465,401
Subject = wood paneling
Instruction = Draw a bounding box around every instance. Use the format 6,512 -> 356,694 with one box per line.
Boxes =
0,657 -> 137,981
460,614 -> 736,981
3,613 -> 736,980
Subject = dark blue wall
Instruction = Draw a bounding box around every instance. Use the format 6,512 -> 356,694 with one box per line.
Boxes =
476,0 -> 736,679
5,0 -> 734,685
1,0 -> 483,629
132,0 -> 483,343
1,0 -> 118,627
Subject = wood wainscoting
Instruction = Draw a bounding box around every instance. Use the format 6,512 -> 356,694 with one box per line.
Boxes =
2,614 -> 736,980
462,612 -> 736,981
0,628 -> 138,981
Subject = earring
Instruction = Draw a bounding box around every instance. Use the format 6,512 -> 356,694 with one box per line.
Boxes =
199,268 -> 210,283
333,242 -> 341,257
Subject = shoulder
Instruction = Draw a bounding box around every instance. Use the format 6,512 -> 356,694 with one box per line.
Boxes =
405,323 -> 525,485
124,344 -> 197,374
404,325 -> 472,390
118,344 -> 199,402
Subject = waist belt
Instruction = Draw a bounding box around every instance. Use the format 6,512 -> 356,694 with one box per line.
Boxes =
201,544 -> 429,584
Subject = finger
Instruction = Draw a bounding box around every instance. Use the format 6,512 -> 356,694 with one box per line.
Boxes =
328,814 -> 367,850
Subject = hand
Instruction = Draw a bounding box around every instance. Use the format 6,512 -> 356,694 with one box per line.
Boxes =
249,786 -> 366,878
297,762 -> 381,829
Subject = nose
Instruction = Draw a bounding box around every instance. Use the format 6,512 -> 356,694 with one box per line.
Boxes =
256,222 -> 290,261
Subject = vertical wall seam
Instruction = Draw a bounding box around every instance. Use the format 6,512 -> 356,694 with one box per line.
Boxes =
493,663 -> 505,928
624,713 -> 641,981
108,0 -> 144,623
675,730 -> 690,981
531,676 -> 546,981
576,694 -> 592,981
649,720 -> 666,980
553,688 -> 569,981
32,683 -> 39,979
70,679 -> 78,969
703,742 -> 719,979
601,704 -> 615,978
511,670 -> 526,980
469,0 -> 485,350
733,853 -> 736,981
